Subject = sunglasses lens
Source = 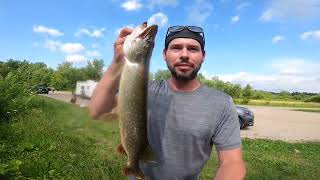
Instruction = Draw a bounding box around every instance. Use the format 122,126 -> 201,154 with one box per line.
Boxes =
187,26 -> 203,33
166,26 -> 205,46
167,26 -> 204,37
168,26 -> 185,33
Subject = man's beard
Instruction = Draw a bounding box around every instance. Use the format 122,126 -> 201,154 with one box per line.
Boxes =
167,62 -> 202,82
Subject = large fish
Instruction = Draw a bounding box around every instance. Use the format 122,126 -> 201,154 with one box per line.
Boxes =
117,22 -> 158,179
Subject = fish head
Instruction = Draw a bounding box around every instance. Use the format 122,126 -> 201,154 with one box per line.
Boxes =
123,22 -> 158,64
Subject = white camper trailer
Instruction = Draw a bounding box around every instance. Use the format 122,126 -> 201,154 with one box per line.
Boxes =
75,80 -> 97,98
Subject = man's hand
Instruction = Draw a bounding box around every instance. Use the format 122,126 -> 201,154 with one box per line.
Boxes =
113,28 -> 133,63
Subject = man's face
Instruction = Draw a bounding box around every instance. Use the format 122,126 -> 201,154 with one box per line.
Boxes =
163,38 -> 205,81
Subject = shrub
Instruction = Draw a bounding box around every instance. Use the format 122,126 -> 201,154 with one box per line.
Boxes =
305,95 -> 320,103
0,70 -> 43,122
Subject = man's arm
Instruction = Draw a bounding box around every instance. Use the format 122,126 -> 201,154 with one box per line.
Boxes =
215,148 -> 246,180
89,28 -> 132,119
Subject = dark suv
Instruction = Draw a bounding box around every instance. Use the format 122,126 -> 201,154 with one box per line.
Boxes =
236,106 -> 254,129
36,85 -> 49,94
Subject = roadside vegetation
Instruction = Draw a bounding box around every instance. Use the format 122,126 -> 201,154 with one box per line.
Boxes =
156,69 -> 320,107
236,99 -> 320,108
1,97 -> 319,179
1,59 -> 320,105
292,109 -> 320,113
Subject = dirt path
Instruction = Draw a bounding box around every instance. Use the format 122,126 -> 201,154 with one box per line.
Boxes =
41,91 -> 90,107
43,91 -> 320,142
241,106 -> 320,142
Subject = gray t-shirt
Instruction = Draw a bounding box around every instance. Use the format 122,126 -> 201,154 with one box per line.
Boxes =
130,80 -> 241,180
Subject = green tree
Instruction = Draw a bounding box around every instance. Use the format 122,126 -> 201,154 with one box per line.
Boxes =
242,84 -> 253,104
51,62 -> 84,90
82,59 -> 104,81
197,73 -> 205,82
155,69 -> 171,80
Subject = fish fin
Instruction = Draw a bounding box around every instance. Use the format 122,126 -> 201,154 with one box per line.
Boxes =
123,166 -> 144,179
142,144 -> 155,163
116,144 -> 127,156
99,112 -> 119,122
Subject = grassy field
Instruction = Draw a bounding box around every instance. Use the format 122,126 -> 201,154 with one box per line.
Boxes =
1,97 -> 320,179
292,108 -> 320,113
235,99 -> 320,108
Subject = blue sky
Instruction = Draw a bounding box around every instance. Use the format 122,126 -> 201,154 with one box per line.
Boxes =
1,0 -> 320,93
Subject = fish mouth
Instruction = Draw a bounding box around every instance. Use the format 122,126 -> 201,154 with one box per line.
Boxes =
138,22 -> 158,41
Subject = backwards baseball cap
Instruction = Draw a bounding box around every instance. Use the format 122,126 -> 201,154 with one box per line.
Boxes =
165,26 -> 205,50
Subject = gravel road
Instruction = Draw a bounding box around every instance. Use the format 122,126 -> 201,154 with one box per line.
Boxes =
43,91 -> 320,142
41,91 -> 90,107
240,106 -> 320,142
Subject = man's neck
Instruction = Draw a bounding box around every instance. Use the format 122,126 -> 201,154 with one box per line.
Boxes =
168,77 -> 201,93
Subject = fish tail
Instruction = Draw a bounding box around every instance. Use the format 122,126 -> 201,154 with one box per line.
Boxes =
123,165 -> 144,179
142,143 -> 155,163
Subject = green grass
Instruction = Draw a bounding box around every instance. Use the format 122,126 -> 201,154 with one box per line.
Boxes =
0,97 -> 125,179
201,139 -> 320,180
1,97 -> 320,179
292,108 -> 320,113
235,99 -> 320,108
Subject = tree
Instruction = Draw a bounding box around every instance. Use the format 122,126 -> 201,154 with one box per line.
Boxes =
242,84 -> 253,104
155,69 -> 171,80
82,59 -> 104,81
197,73 -> 205,82
51,62 -> 84,90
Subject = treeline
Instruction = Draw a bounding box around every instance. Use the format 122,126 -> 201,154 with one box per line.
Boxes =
1,59 -> 320,121
154,69 -> 320,103
0,59 -> 103,90
0,59 -> 103,121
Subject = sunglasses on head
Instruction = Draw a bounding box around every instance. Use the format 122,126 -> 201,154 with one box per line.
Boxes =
166,26 -> 205,41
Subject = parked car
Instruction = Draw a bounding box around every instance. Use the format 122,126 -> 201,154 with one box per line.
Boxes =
236,106 -> 254,129
36,85 -> 49,94
48,87 -> 55,92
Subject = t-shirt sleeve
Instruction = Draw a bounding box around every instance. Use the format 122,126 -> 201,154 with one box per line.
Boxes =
211,96 -> 241,151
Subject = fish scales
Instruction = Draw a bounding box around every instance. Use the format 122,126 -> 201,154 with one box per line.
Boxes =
119,61 -> 148,165
117,22 -> 158,179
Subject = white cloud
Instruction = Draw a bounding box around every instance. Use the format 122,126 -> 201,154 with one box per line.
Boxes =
86,50 -> 101,57
272,35 -> 285,43
121,0 -> 143,11
148,12 -> 168,27
115,24 -> 135,35
236,2 -> 251,11
60,43 -> 85,54
259,0 -> 320,22
44,39 -> 62,51
202,58 -> 320,93
300,30 -> 320,41
75,28 -> 105,38
91,43 -> 99,48
65,54 -> 87,63
33,25 -> 64,36
231,15 -> 240,24
147,0 -> 178,9
259,9 -> 274,22
186,0 -> 214,26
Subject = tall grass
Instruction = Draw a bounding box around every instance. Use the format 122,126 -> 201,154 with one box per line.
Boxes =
0,97 -> 126,179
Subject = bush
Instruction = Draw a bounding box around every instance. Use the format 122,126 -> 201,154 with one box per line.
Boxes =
305,95 -> 320,103
241,98 -> 250,104
0,71 -> 44,122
